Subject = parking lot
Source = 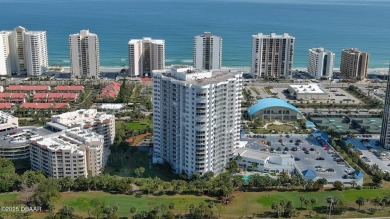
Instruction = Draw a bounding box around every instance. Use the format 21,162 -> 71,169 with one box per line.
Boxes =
345,137 -> 390,172
241,134 -> 353,181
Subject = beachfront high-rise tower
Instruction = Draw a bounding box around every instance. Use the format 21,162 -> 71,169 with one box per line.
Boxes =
307,48 -> 334,80
0,31 -> 12,76
152,66 -> 242,176
128,37 -> 165,77
251,33 -> 295,79
193,32 -> 222,70
380,64 -> 390,149
1,26 -> 48,76
340,48 -> 369,80
69,30 -> 100,79
24,31 -> 49,76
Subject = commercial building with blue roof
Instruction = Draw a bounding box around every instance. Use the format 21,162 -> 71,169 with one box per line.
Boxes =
247,98 -> 304,121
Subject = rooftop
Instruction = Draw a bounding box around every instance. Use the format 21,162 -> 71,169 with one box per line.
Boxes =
0,112 -> 17,123
235,148 -> 293,161
247,98 -> 302,116
0,126 -> 56,148
7,85 -> 50,91
54,86 -> 84,91
252,32 -> 294,39
289,84 -> 326,94
30,127 -> 103,153
156,67 -> 241,85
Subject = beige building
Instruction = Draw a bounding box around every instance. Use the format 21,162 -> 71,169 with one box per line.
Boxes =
0,111 -> 18,132
251,33 -> 295,79
340,48 -> 369,80
30,127 -> 104,178
128,37 -> 165,77
50,109 -> 115,147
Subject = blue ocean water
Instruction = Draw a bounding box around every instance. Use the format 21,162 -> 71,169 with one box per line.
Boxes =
0,0 -> 389,68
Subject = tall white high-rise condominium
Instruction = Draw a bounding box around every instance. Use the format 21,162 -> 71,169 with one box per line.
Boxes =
69,30 -> 100,79
251,33 -> 295,79
24,31 -> 49,76
2,26 -> 48,76
152,66 -> 242,176
307,48 -> 334,80
193,32 -> 222,70
0,31 -> 11,76
128,37 -> 165,77
380,65 -> 390,149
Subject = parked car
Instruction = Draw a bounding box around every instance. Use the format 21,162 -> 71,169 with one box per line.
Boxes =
305,151 -> 310,154
316,157 -> 325,160
294,157 -> 300,161
310,148 -> 315,151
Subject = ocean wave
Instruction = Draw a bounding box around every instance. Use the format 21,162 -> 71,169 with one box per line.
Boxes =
165,59 -> 175,62
181,59 -> 193,63
62,60 -> 70,63
120,58 -> 127,61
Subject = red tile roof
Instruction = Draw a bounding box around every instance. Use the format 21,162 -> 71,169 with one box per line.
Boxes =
7,85 -> 50,91
20,103 -> 52,109
34,93 -> 48,99
0,93 -> 11,98
54,103 -> 69,109
20,102 -> 70,109
62,93 -> 78,99
10,93 -> 27,99
0,93 -> 28,99
48,93 -> 63,99
55,86 -> 84,91
0,103 -> 12,109
140,77 -> 152,83
97,82 -> 121,99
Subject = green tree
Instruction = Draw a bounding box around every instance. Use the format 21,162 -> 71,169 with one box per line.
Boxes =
58,206 -> 75,219
333,181 -> 344,190
310,197 -> 317,210
299,195 -> 305,208
91,198 -> 106,219
304,199 -> 310,209
356,196 -> 366,210
31,178 -> 60,210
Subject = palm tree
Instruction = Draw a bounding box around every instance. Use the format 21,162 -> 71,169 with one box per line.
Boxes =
310,198 -> 317,210
356,196 -> 365,210
299,195 -> 305,208
304,199 -> 310,209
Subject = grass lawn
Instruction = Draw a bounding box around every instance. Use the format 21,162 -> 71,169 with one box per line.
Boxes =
25,189 -> 390,218
49,192 -> 214,218
127,122 -> 147,130
3,188 -> 388,219
267,124 -> 296,133
0,193 -> 18,204
116,118 -> 152,131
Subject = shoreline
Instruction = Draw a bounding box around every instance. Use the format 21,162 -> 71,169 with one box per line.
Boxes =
58,66 -> 389,74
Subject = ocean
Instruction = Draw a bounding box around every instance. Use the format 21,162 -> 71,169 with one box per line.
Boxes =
0,0 -> 389,68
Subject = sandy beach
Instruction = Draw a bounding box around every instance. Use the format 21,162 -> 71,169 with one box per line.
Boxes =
60,66 -> 388,74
